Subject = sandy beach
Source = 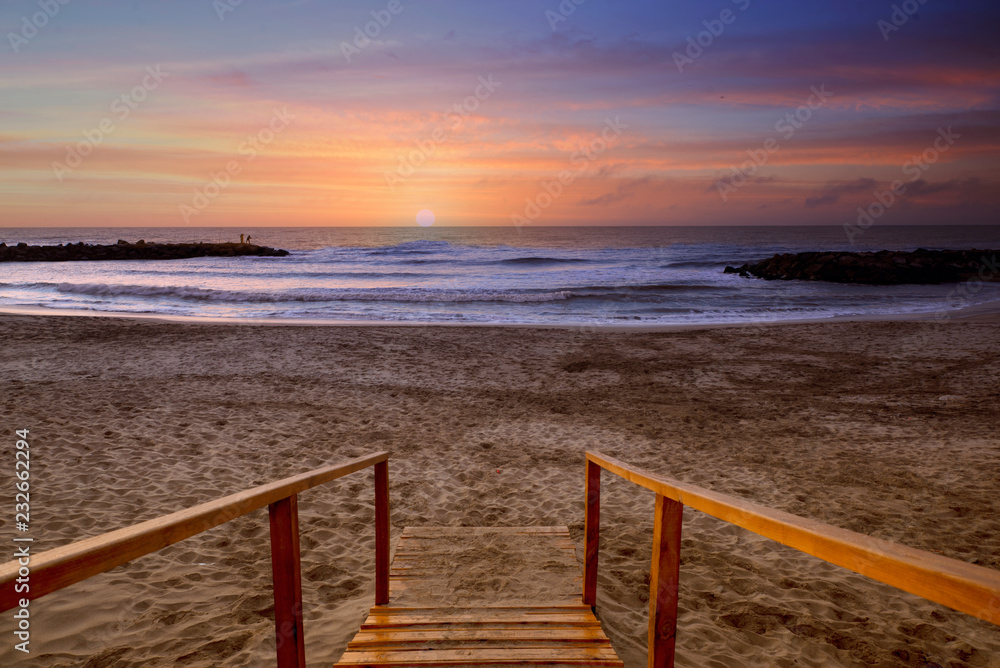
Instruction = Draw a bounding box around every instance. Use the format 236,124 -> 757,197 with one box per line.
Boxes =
1,314 -> 998,667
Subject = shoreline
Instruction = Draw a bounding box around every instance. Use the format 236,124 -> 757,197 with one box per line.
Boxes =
2,298 -> 999,329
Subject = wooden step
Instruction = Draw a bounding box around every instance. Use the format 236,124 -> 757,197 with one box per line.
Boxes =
334,527 -> 624,667
336,646 -> 624,666
364,607 -> 600,629
348,627 -> 615,649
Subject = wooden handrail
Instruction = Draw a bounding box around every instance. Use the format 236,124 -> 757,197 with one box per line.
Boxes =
0,450 -> 390,667
584,450 -> 1000,668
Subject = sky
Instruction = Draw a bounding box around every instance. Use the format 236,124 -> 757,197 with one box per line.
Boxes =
1,0 -> 998,227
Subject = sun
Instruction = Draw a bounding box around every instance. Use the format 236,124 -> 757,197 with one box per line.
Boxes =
416,209 -> 435,227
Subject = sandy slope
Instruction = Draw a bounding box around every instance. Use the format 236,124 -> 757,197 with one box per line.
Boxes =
0,315 -> 998,667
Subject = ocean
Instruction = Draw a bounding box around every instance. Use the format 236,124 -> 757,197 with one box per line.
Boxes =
1,226 -> 998,325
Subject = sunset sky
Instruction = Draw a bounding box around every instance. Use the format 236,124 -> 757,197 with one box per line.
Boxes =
1,0 -> 998,227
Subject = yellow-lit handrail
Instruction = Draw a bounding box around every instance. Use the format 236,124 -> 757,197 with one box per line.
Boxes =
583,450 -> 1000,668
0,451 -> 390,667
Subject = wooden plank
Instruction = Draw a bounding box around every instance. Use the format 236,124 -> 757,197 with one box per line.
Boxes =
365,605 -> 595,613
391,544 -> 577,553
348,627 -> 613,648
363,616 -> 603,629
336,647 -> 623,666
347,642 -> 615,654
365,606 -> 597,617
348,641 -> 614,652
269,494 -> 306,668
586,450 -> 1000,626
402,526 -> 571,532
360,625 -> 605,638
389,555 -> 577,567
337,524 -> 624,667
363,610 -> 603,629
353,626 -> 608,636
401,526 -> 571,536
583,459 -> 601,608
363,613 -> 600,624
375,459 -> 390,606
0,451 -> 389,611
648,494 -> 682,668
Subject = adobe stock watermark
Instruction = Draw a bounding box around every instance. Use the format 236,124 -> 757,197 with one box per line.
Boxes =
384,75 -> 501,191
52,65 -> 170,182
510,116 -> 628,228
545,0 -> 587,31
673,0 -> 751,73
339,0 -> 414,63
214,0 -> 244,22
179,107 -> 295,223
715,84 -> 833,202
7,0 -> 71,54
878,0 -> 929,41
844,126 -> 959,242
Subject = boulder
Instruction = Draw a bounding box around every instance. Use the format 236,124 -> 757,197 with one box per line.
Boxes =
724,249 -> 999,285
0,241 -> 291,263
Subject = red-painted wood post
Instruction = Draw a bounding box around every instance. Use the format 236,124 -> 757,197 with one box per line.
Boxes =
269,494 -> 306,668
649,493 -> 683,668
583,458 -> 601,608
374,459 -> 390,605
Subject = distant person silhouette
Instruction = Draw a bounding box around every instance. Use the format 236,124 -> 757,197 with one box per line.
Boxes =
246,236 -> 252,245
240,234 -> 245,244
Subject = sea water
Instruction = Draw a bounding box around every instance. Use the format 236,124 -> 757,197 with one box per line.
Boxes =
1,226 -> 998,325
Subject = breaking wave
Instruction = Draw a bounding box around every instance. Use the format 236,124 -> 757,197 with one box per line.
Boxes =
42,281 -> 724,305
50,282 -> 578,304
498,257 -> 591,265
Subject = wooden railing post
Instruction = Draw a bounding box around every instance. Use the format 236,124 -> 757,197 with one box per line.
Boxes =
269,494 -> 306,668
649,494 -> 683,668
583,458 -> 601,608
375,459 -> 390,605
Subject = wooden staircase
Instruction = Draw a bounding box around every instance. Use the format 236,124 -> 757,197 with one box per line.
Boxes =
335,526 -> 623,667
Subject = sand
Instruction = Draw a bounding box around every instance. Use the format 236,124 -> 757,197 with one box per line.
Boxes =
1,314 -> 998,667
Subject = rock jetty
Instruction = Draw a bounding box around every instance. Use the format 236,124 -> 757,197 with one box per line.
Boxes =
0,240 -> 289,263
724,249 -> 999,285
